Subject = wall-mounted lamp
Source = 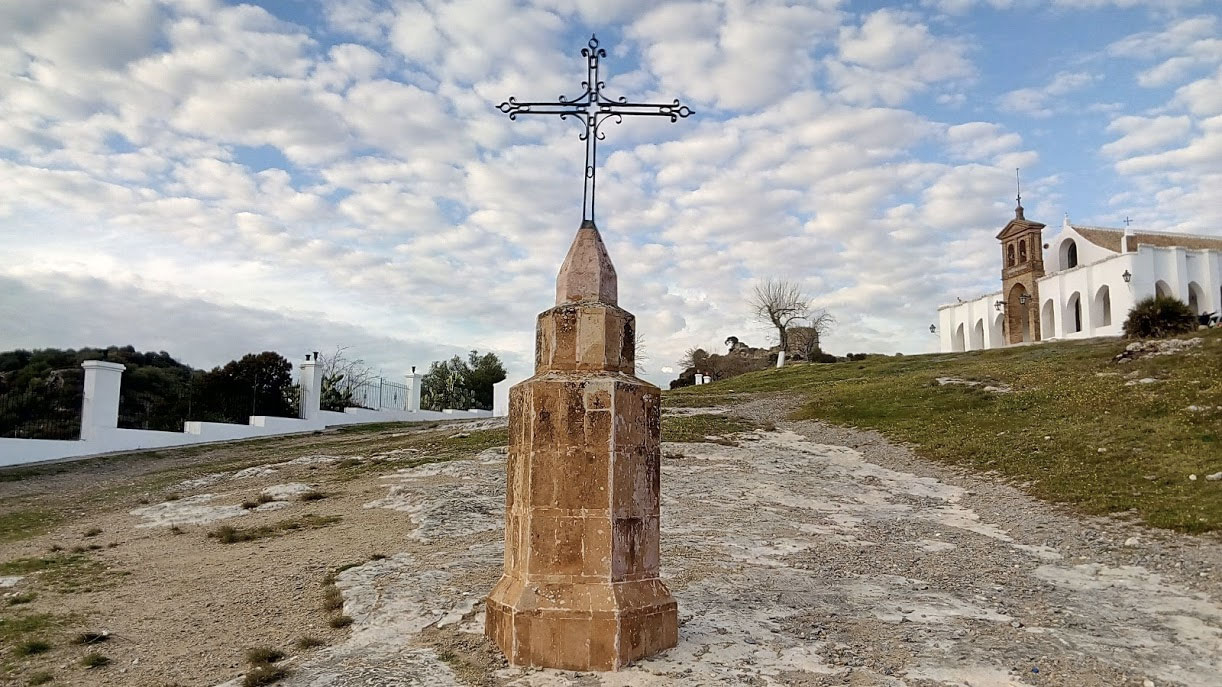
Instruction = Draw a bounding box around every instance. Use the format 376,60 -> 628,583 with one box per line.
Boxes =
994,300 -> 1006,312
1122,269 -> 1132,283
1018,293 -> 1030,305
929,324 -> 937,333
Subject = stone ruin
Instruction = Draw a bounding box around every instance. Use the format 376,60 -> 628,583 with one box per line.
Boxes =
484,220 -> 678,670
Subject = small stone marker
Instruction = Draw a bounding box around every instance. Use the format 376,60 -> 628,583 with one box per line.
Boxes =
484,220 -> 678,670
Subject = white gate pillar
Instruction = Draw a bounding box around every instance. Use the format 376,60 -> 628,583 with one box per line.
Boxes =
776,350 -> 786,368
299,353 -> 323,422
405,367 -> 423,412
80,360 -> 125,441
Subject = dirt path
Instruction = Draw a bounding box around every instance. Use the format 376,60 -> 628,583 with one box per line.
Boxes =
1,406 -> 1219,687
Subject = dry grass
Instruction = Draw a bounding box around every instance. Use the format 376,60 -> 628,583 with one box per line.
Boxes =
81,652 -> 110,668
13,640 -> 51,657
240,493 -> 274,510
295,636 -> 325,650
207,514 -> 341,544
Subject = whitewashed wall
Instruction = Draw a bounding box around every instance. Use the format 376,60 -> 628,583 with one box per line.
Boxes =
939,244 -> 1222,352
0,358 -> 492,468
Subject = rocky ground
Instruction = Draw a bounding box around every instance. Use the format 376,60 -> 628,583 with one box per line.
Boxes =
1,402 -> 1219,687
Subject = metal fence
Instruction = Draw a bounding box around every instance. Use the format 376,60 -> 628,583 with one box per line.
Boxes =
0,383 -> 83,440
329,377 -> 408,412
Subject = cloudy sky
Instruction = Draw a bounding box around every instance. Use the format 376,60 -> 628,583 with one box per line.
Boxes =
1,0 -> 1219,387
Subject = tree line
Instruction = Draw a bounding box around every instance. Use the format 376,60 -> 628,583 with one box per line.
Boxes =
1,345 -> 508,438
0,346 -> 299,436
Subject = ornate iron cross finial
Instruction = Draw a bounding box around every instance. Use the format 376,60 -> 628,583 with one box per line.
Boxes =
498,34 -> 693,223
1124,216 -> 1133,227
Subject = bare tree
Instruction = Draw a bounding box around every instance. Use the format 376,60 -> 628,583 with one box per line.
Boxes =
788,310 -> 835,360
315,346 -> 377,410
678,347 -> 709,371
750,279 -> 811,351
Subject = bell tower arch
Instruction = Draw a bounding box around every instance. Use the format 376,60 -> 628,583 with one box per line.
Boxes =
996,200 -> 1045,344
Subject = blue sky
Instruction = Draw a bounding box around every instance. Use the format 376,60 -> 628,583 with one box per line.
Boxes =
1,0 -> 1219,387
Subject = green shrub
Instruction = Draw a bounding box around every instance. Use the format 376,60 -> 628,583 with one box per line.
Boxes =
1123,296 -> 1197,338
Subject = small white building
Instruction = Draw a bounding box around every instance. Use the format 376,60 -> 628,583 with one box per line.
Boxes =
938,206 -> 1222,352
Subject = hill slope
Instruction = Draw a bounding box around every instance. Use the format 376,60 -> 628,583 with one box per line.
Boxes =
666,329 -> 1222,532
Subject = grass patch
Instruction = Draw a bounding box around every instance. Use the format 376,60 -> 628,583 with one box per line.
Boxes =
0,554 -> 114,592
245,647 -> 285,665
0,613 -> 59,643
328,615 -> 353,629
241,645 -> 288,687
322,585 -> 344,612
14,640 -> 51,656
82,528 -> 102,538
80,652 -> 109,668
7,592 -> 36,605
26,671 -> 53,685
299,490 -> 326,502
295,635 -> 325,650
72,631 -> 110,645
669,330 -> 1222,532
243,664 -> 288,687
0,510 -> 62,544
661,414 -> 762,444
207,514 -> 342,544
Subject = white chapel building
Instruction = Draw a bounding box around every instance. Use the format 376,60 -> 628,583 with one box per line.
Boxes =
937,202 -> 1222,353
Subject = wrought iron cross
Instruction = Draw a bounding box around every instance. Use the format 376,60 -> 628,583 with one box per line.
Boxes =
498,35 -> 693,223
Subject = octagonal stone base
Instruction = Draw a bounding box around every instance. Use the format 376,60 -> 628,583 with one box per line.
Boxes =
485,366 -> 677,671
485,578 -> 677,671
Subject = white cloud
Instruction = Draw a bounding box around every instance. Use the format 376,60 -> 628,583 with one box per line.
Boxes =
826,9 -> 974,106
998,71 -> 1096,117
1101,115 -> 1192,157
945,122 -> 1022,161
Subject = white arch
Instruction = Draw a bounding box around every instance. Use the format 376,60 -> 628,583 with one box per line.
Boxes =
1066,292 -> 1083,333
1041,299 -> 1056,339
991,312 -> 1004,346
1155,280 -> 1173,299
1058,238 -> 1078,270
1188,281 -> 1206,314
971,319 -> 985,350
952,323 -> 966,352
1092,285 -> 1112,328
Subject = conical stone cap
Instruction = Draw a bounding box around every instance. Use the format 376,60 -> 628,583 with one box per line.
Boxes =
555,220 -> 617,306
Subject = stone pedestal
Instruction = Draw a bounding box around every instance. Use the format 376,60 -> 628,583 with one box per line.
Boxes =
485,221 -> 678,671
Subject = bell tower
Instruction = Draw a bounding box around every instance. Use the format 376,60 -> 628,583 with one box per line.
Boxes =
996,187 -> 1045,344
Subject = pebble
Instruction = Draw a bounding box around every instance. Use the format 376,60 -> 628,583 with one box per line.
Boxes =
1189,474 -> 1198,481
1206,472 -> 1222,482
1124,537 -> 1140,547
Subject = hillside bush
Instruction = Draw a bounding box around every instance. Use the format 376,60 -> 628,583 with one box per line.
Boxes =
1122,296 -> 1197,339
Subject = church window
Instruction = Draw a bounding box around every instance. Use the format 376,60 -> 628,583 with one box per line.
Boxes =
1007,244 -> 1015,267
1019,240 -> 1028,262
1058,238 -> 1078,270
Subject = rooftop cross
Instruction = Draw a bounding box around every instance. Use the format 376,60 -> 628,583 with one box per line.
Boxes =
1124,216 -> 1133,227
497,34 -> 693,223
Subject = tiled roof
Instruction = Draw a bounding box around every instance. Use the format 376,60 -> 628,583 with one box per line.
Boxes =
1072,225 -> 1222,253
